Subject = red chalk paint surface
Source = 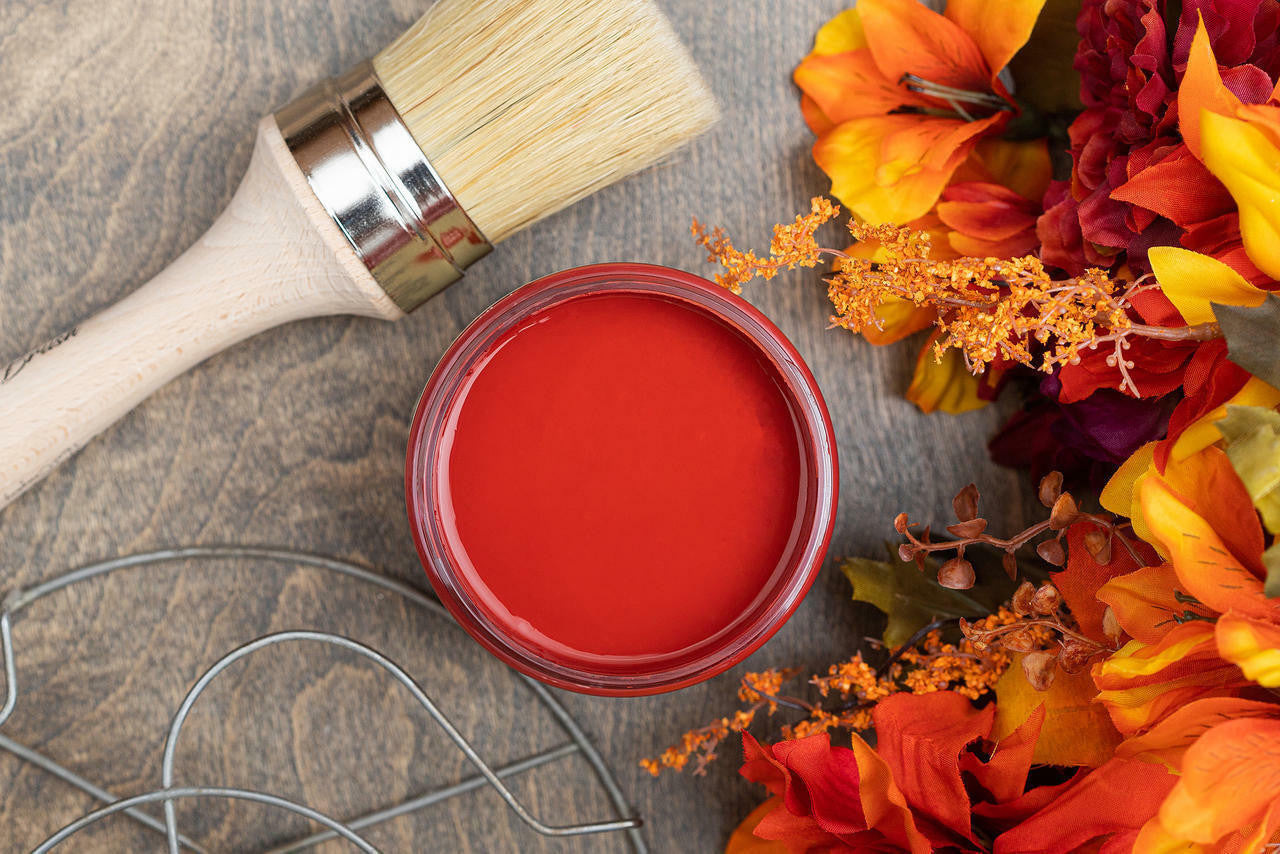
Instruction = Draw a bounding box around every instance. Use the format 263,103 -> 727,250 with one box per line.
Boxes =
432,291 -> 806,667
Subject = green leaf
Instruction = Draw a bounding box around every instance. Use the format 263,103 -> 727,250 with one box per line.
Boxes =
840,553 -> 988,647
1217,405 -> 1280,535
1213,295 -> 1280,390
1266,544 -> 1280,599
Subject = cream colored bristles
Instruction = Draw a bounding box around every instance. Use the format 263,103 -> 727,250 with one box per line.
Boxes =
373,0 -> 718,244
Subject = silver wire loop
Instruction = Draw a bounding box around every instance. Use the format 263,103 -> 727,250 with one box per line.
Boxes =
1,547 -> 645,853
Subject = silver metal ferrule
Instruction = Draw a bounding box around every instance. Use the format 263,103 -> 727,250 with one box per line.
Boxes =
274,61 -> 491,313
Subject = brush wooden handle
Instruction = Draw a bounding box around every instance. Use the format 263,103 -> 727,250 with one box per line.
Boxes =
0,118 -> 402,509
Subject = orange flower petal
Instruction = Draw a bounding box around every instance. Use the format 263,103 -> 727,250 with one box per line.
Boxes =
906,334 -> 991,414
1151,446 -> 1267,578
799,94 -> 835,136
795,50 -> 933,125
1097,563 -> 1188,645
1157,717 -> 1280,845
1115,696 -> 1279,769
1216,613 -> 1280,687
1178,17 -> 1242,161
857,0 -> 991,92
725,798 -> 791,854
944,0 -> 1048,84
848,733 -> 933,854
815,115 -> 989,223
961,138 -> 1053,202
1139,475 -> 1275,620
1093,621 -> 1245,734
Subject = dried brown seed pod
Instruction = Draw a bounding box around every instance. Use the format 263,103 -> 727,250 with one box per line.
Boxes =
1035,538 -> 1066,566
946,518 -> 988,538
894,512 -> 910,534
1038,472 -> 1064,508
938,557 -> 976,589
1049,493 -> 1080,531
1002,551 -> 1018,580
953,483 -> 980,522
1002,628 -> 1038,653
898,542 -> 916,563
1083,528 -> 1112,565
1102,606 -> 1123,645
1058,638 -> 1097,673
1022,651 -> 1057,691
1012,581 -> 1037,616
1031,583 -> 1063,615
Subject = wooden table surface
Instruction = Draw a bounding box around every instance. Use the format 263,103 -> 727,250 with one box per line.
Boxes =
0,0 -> 1032,850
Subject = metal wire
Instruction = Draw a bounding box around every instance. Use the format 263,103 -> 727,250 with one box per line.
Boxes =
0,547 -> 647,853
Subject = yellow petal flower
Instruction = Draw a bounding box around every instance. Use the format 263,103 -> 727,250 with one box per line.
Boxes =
1168,377 -> 1280,463
1216,614 -> 1280,687
1147,246 -> 1264,326
1201,109 -> 1280,281
905,337 -> 989,414
811,8 -> 866,55
1095,440 -> 1157,527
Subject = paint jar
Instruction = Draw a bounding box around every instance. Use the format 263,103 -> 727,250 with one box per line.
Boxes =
406,264 -> 837,694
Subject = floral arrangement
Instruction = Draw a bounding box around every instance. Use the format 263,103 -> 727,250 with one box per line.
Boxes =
644,0 -> 1280,850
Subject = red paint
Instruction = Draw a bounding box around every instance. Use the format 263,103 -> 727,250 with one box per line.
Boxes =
439,291 -> 802,661
407,265 -> 836,694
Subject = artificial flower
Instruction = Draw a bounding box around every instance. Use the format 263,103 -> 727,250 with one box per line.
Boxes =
1046,1 -> 1280,274
735,691 -> 1177,853
795,0 -> 1046,223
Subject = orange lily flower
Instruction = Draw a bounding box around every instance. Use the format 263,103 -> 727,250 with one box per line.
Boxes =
1091,444 -> 1275,735
795,0 -> 1046,224
1114,699 -> 1280,852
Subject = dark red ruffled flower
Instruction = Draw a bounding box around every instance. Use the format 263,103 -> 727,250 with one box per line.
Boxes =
1038,0 -> 1280,274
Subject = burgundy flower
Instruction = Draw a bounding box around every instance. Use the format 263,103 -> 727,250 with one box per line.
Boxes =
1039,0 -> 1280,275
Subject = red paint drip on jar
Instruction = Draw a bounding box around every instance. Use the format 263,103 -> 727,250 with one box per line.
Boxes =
407,264 -> 837,695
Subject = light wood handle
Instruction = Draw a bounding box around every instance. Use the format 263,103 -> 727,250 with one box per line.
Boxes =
0,118 -> 402,509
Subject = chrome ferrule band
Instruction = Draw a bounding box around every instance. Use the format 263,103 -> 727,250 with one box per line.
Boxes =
274,61 -> 491,313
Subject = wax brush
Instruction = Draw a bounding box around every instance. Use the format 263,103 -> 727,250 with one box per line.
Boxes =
0,0 -> 718,509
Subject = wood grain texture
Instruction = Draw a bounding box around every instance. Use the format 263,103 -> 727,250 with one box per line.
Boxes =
0,0 -> 1032,851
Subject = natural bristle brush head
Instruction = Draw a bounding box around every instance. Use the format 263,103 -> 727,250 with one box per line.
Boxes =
372,0 -> 720,244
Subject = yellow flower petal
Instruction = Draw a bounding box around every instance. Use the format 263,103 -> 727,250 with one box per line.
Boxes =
1169,377 -> 1280,463
944,0 -> 1048,80
812,8 -> 867,55
814,115 -> 992,224
1100,440 -> 1156,521
1147,246 -> 1264,326
905,339 -> 990,414
1201,109 -> 1280,281
1217,614 -> 1280,687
